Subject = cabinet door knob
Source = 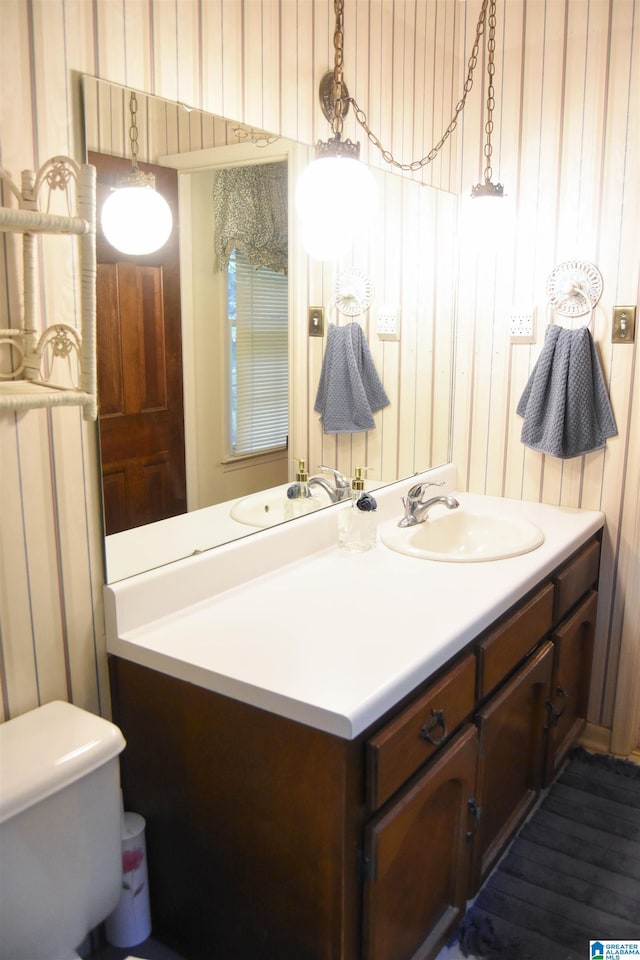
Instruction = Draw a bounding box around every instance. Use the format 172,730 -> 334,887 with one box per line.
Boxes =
420,708 -> 447,745
554,685 -> 568,720
545,686 -> 569,727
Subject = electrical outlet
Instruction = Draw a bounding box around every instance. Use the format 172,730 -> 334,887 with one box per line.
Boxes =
509,306 -> 535,344
377,306 -> 400,340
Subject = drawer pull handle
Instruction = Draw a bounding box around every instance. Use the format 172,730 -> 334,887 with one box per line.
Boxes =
420,709 -> 447,745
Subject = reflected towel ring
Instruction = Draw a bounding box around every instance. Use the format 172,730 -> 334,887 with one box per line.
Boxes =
546,259 -> 602,328
328,293 -> 364,324
334,268 -> 374,318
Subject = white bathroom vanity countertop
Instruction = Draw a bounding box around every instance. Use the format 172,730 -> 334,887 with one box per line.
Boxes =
105,468 -> 604,740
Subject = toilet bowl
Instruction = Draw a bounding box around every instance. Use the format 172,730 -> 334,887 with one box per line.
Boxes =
0,700 -> 126,960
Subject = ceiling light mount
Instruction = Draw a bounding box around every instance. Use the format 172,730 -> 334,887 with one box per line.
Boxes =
312,1 -> 359,164
319,71 -> 350,126
470,0 -> 505,200
471,180 -> 504,199
118,91 -> 156,189
313,136 -> 360,161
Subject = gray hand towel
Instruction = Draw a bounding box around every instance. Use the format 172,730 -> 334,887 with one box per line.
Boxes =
516,324 -> 617,459
314,322 -> 390,433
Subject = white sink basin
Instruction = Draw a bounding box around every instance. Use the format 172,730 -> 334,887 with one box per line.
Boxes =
230,485 -> 292,528
380,508 -> 544,562
230,485 -> 330,528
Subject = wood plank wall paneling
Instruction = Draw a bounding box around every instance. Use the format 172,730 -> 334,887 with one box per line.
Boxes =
453,0 -> 639,733
0,1 -> 638,750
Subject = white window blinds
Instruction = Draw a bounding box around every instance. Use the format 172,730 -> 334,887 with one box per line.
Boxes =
230,250 -> 288,455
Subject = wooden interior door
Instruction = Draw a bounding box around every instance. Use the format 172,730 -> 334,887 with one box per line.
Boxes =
90,151 -> 186,535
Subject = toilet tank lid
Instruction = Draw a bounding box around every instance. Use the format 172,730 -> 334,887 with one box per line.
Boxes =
0,701 -> 126,823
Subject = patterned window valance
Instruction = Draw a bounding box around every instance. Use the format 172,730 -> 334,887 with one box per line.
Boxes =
214,161 -> 288,275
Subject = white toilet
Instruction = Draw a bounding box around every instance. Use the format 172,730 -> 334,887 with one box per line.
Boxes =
0,700 -> 126,960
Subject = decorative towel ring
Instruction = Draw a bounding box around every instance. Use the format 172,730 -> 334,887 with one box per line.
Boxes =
334,268 -> 374,319
546,260 -> 603,330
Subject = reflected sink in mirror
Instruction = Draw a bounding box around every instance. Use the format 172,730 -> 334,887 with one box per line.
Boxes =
380,507 -> 544,562
230,484 -> 332,528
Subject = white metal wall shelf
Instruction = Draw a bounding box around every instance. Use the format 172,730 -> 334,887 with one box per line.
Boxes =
0,156 -> 97,419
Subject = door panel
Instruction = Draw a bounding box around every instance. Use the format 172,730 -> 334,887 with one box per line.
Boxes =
362,724 -> 478,960
545,591 -> 597,784
90,152 -> 186,535
472,641 -> 553,891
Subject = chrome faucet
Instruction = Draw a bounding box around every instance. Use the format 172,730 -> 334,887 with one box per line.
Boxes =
398,482 -> 460,527
308,465 -> 352,503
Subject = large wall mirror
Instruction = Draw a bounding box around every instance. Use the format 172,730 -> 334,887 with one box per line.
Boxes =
83,76 -> 458,583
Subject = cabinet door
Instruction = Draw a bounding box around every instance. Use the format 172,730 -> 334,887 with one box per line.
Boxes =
545,590 -> 597,785
362,724 -> 478,960
471,641 -> 553,892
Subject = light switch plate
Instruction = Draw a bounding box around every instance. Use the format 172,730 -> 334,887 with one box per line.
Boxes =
308,307 -> 324,337
612,305 -> 636,343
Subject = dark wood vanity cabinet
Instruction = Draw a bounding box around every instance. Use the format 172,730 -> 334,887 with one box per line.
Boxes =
110,660 -> 368,960
109,535 -> 601,960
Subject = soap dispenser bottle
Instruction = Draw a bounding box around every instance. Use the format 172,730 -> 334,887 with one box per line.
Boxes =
338,467 -> 377,552
285,458 -> 320,520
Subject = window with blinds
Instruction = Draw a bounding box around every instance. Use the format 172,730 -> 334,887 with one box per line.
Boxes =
229,249 -> 288,456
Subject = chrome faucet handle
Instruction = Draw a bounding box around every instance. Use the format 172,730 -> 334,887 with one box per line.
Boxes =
405,479 -> 445,504
318,465 -> 350,489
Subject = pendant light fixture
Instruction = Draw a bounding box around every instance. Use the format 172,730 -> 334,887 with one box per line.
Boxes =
295,0 -> 377,261
100,91 -> 173,256
296,0 -> 498,261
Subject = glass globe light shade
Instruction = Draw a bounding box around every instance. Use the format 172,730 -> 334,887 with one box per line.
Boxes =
101,185 -> 173,256
295,155 -> 377,261
460,182 -> 515,250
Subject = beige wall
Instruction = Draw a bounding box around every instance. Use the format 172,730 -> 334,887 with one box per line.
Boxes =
1,1 -> 638,748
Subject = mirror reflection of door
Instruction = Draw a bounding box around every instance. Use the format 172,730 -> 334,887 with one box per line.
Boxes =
90,152 -> 187,535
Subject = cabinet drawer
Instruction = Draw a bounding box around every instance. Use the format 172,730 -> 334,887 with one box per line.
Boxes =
477,583 -> 554,699
552,539 -> 600,623
366,652 -> 476,810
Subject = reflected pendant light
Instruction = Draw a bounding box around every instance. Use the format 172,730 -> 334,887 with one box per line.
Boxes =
101,91 -> 173,256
